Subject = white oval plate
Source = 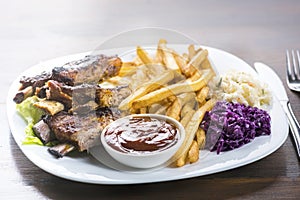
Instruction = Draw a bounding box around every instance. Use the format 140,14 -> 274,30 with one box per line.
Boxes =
6,45 -> 288,184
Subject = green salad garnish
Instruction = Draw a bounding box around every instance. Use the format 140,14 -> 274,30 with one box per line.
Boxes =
16,96 -> 45,145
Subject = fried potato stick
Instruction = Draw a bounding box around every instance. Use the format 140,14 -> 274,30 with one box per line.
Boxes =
119,62 -> 138,76
196,86 -> 209,104
148,97 -> 172,113
119,70 -> 175,110
158,40 -> 180,72
174,99 -> 216,167
188,44 -> 203,60
148,103 -> 162,113
182,53 -> 189,63
173,53 -> 188,76
188,45 -> 197,60
187,140 -> 199,163
139,107 -> 147,114
155,102 -> 171,115
166,98 -> 182,121
132,71 -> 213,109
188,71 -> 202,82
187,128 -> 206,164
201,58 -> 213,70
196,128 -> 206,149
178,92 -> 196,106
155,39 -> 166,64
136,46 -> 154,64
181,101 -> 196,119
180,109 -> 195,128
182,49 -> 209,77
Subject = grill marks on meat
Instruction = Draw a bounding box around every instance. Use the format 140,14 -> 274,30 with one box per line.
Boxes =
45,80 -> 130,113
52,54 -> 122,86
13,72 -> 51,103
13,54 -> 122,104
19,71 -> 52,90
13,86 -> 34,104
46,80 -> 73,109
13,53 -> 128,157
47,107 -> 120,151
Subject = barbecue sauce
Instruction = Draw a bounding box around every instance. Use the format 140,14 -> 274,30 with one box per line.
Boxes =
103,116 -> 179,154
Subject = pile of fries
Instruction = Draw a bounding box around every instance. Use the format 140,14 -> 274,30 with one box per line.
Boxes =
108,39 -> 216,167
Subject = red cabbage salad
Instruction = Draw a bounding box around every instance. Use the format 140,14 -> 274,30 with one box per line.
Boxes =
200,101 -> 271,154
201,71 -> 272,154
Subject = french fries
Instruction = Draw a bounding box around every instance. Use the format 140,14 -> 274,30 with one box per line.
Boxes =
136,46 -> 154,64
139,107 -> 147,114
157,39 -> 180,72
187,140 -> 199,163
174,99 -> 216,167
119,70 -> 175,110
196,86 -> 210,104
180,109 -> 195,128
131,71 -> 213,109
181,49 -> 209,77
119,62 -> 138,77
166,97 -> 182,121
114,39 -> 217,167
180,101 -> 196,119
196,128 -> 206,149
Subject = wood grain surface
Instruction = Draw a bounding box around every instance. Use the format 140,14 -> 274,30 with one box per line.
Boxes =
1,0 -> 300,199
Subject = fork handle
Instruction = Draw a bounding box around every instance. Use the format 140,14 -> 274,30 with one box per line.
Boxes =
282,101 -> 300,159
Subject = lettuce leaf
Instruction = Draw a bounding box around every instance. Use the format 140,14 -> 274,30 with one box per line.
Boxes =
16,96 -> 46,145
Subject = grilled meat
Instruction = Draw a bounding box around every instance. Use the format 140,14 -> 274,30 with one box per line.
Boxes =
13,86 -> 34,104
48,143 -> 76,158
45,80 -> 73,109
14,53 -> 128,157
13,72 -> 52,103
51,54 -> 122,86
13,54 -> 122,103
19,71 -> 52,91
47,107 -> 120,151
32,119 -> 55,144
45,80 -> 130,113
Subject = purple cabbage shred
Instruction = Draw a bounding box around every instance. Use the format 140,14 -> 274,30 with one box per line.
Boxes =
200,101 -> 271,154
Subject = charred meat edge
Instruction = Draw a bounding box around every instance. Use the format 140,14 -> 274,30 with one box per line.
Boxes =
44,80 -> 130,113
46,107 -> 120,154
13,54 -> 122,103
48,143 -> 76,158
51,54 -> 122,86
14,54 -> 126,158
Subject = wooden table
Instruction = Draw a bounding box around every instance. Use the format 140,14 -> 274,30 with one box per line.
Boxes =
1,0 -> 300,199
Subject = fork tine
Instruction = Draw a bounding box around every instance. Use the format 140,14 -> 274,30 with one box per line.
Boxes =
286,50 -> 300,92
286,50 -> 294,80
292,50 -> 299,79
296,50 -> 300,79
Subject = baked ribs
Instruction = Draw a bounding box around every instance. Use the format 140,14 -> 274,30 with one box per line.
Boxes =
13,54 -> 122,104
44,80 -> 130,113
46,107 -> 121,152
51,54 -> 122,86
13,53 -> 131,157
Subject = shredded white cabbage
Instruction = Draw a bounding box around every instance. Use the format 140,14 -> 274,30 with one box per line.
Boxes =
210,70 -> 272,109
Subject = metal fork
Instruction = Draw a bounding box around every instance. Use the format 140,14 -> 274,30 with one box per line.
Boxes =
286,50 -> 300,92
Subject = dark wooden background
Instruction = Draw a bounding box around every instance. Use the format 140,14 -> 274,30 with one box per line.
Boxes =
1,0 -> 300,199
